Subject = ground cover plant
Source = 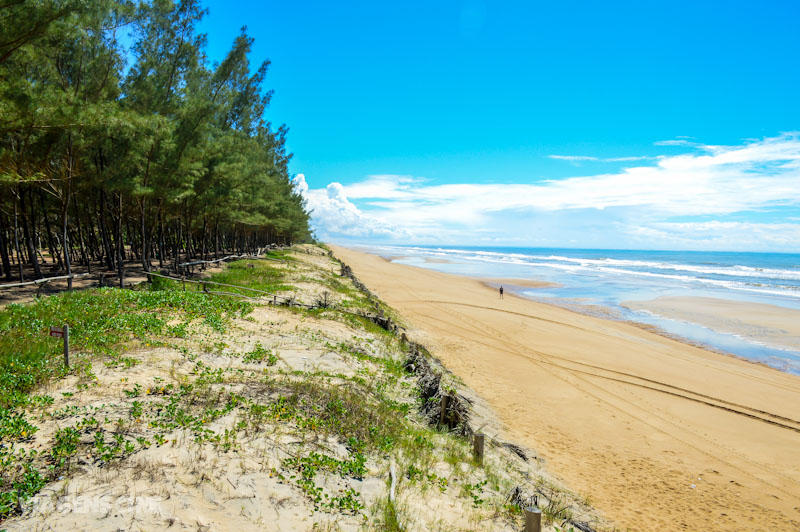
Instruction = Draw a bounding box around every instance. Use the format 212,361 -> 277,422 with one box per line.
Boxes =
0,288 -> 251,518
0,248 -> 604,531
206,255 -> 295,296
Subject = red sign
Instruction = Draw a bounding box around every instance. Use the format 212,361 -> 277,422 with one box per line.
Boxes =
49,326 -> 64,338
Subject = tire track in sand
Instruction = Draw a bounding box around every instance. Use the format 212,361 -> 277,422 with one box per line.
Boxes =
409,300 -> 800,499
407,299 -> 800,426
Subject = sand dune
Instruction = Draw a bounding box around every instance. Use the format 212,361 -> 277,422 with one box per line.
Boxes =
331,245 -> 800,532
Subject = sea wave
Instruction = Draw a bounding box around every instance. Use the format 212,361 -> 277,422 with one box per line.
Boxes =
379,245 -> 800,299
408,247 -> 800,281
524,255 -> 800,281
403,246 -> 799,279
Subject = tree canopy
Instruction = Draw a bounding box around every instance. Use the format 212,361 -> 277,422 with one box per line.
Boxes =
0,0 -> 312,283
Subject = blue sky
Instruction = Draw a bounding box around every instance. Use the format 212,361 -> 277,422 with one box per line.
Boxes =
198,0 -> 800,251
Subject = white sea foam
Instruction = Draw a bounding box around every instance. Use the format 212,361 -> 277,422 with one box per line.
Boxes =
405,246 -> 800,281
370,245 -> 800,299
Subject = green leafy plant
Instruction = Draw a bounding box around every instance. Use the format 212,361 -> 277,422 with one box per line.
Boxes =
242,343 -> 278,365
464,480 -> 488,507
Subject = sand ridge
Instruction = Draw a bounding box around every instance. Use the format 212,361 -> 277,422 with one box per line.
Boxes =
331,245 -> 800,532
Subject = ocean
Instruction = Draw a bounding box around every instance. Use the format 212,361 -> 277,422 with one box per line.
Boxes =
357,245 -> 800,375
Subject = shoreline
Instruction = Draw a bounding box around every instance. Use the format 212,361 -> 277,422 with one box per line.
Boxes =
489,280 -> 800,376
331,244 -> 800,532
503,286 -> 800,376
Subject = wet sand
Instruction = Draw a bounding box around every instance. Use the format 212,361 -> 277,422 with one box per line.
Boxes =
331,245 -> 800,532
485,278 -> 558,289
623,296 -> 800,352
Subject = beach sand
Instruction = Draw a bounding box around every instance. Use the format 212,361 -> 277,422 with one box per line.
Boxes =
331,245 -> 800,532
623,296 -> 800,353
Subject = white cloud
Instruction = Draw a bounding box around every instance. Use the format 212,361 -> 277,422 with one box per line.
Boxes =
292,174 -> 409,241
548,155 -> 652,163
295,134 -> 800,251
548,155 -> 600,161
654,139 -> 700,147
625,221 -> 800,250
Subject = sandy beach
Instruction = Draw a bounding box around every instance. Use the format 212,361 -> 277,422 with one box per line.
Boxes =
332,245 -> 800,532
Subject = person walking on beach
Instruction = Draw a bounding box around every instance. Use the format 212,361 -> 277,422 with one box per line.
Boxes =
499,286 -> 504,299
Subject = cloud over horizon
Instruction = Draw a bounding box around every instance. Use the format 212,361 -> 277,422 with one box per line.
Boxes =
295,134 -> 800,252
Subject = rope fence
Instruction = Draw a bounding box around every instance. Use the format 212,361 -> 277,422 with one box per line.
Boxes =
146,271 -> 317,310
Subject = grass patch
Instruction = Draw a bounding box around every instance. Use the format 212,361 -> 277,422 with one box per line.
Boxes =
0,288 -> 251,410
366,497 -> 404,531
208,259 -> 292,295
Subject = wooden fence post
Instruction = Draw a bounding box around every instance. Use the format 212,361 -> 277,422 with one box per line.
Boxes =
439,394 -> 449,427
473,432 -> 485,465
524,506 -> 541,532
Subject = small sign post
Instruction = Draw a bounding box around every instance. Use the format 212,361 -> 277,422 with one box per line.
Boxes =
50,325 -> 70,368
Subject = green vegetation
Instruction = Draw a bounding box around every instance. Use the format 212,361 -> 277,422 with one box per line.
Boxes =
241,342 -> 278,365
208,259 -> 293,295
281,452 -> 366,512
0,288 -> 251,409
0,284 -> 250,518
0,248 -> 600,530
0,0 -> 311,284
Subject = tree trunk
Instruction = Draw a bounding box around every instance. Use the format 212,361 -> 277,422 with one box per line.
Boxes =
173,216 -> 181,272
157,210 -> 165,268
117,192 -> 124,288
214,218 -> 219,260
20,188 -> 43,279
84,198 -> 100,263
0,214 -> 12,281
140,199 -> 150,271
38,189 -> 60,268
72,196 -> 92,273
13,191 -> 24,281
201,215 -> 207,267
99,188 -> 114,270
62,198 -> 72,291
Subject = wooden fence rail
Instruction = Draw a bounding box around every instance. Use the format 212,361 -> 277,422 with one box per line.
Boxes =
0,272 -> 93,290
177,253 -> 261,268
